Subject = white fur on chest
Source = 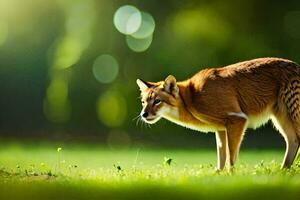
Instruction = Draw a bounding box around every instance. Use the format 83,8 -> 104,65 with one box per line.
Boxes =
160,106 -> 272,133
160,107 -> 218,133
167,118 -> 218,133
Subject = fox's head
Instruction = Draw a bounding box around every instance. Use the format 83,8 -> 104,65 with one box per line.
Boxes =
136,75 -> 180,124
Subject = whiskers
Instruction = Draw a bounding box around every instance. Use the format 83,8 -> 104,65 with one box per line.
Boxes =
132,114 -> 142,127
132,113 -> 152,129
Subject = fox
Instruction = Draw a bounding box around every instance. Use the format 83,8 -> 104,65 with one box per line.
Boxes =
136,57 -> 300,170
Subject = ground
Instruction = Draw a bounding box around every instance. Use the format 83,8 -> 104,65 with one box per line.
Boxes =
0,142 -> 300,200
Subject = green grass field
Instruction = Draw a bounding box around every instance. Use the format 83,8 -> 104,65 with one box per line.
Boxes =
0,142 -> 300,200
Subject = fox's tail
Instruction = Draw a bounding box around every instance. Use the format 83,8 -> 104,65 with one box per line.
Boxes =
278,61 -> 300,123
281,78 -> 300,122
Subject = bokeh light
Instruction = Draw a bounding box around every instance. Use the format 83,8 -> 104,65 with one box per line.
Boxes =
46,78 -> 68,105
0,21 -> 8,46
65,3 -> 95,50
126,34 -> 153,52
93,54 -> 119,83
113,5 -> 156,53
131,12 -> 155,39
171,9 -> 231,44
113,5 -> 142,35
96,91 -> 127,127
49,0 -> 95,71
44,78 -> 71,123
53,36 -> 82,69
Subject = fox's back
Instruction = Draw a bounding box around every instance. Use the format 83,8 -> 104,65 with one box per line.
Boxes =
191,57 -> 299,86
182,57 -> 300,126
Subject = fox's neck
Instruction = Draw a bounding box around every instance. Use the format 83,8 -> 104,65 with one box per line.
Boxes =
162,80 -> 203,125
161,81 -> 219,133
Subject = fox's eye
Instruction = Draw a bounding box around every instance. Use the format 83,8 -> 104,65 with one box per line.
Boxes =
153,99 -> 161,105
141,101 -> 145,104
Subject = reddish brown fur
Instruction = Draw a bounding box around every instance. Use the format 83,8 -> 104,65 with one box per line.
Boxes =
137,57 -> 300,170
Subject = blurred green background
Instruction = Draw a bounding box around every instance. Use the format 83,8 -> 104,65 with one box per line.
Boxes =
0,0 -> 300,148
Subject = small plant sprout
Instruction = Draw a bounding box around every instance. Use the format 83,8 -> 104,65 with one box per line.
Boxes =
55,147 -> 63,175
16,165 -> 21,175
113,164 -> 122,172
164,157 -> 173,166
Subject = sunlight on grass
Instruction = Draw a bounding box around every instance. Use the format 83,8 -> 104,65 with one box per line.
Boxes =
0,143 -> 299,200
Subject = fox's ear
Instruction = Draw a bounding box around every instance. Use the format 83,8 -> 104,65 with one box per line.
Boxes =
136,79 -> 149,92
164,75 -> 179,96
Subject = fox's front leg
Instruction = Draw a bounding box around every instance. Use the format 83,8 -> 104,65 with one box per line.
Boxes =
226,116 -> 247,167
215,131 -> 227,170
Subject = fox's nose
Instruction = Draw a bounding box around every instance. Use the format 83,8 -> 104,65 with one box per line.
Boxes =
142,112 -> 149,118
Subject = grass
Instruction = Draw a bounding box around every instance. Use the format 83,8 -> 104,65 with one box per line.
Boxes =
0,142 -> 300,200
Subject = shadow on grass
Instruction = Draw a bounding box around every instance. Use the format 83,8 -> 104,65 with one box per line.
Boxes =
0,178 -> 299,200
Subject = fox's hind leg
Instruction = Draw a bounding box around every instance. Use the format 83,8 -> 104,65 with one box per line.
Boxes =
275,79 -> 300,168
271,111 -> 299,168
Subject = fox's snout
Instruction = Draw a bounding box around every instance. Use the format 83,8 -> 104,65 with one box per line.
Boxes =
141,111 -> 148,118
140,107 -> 160,124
